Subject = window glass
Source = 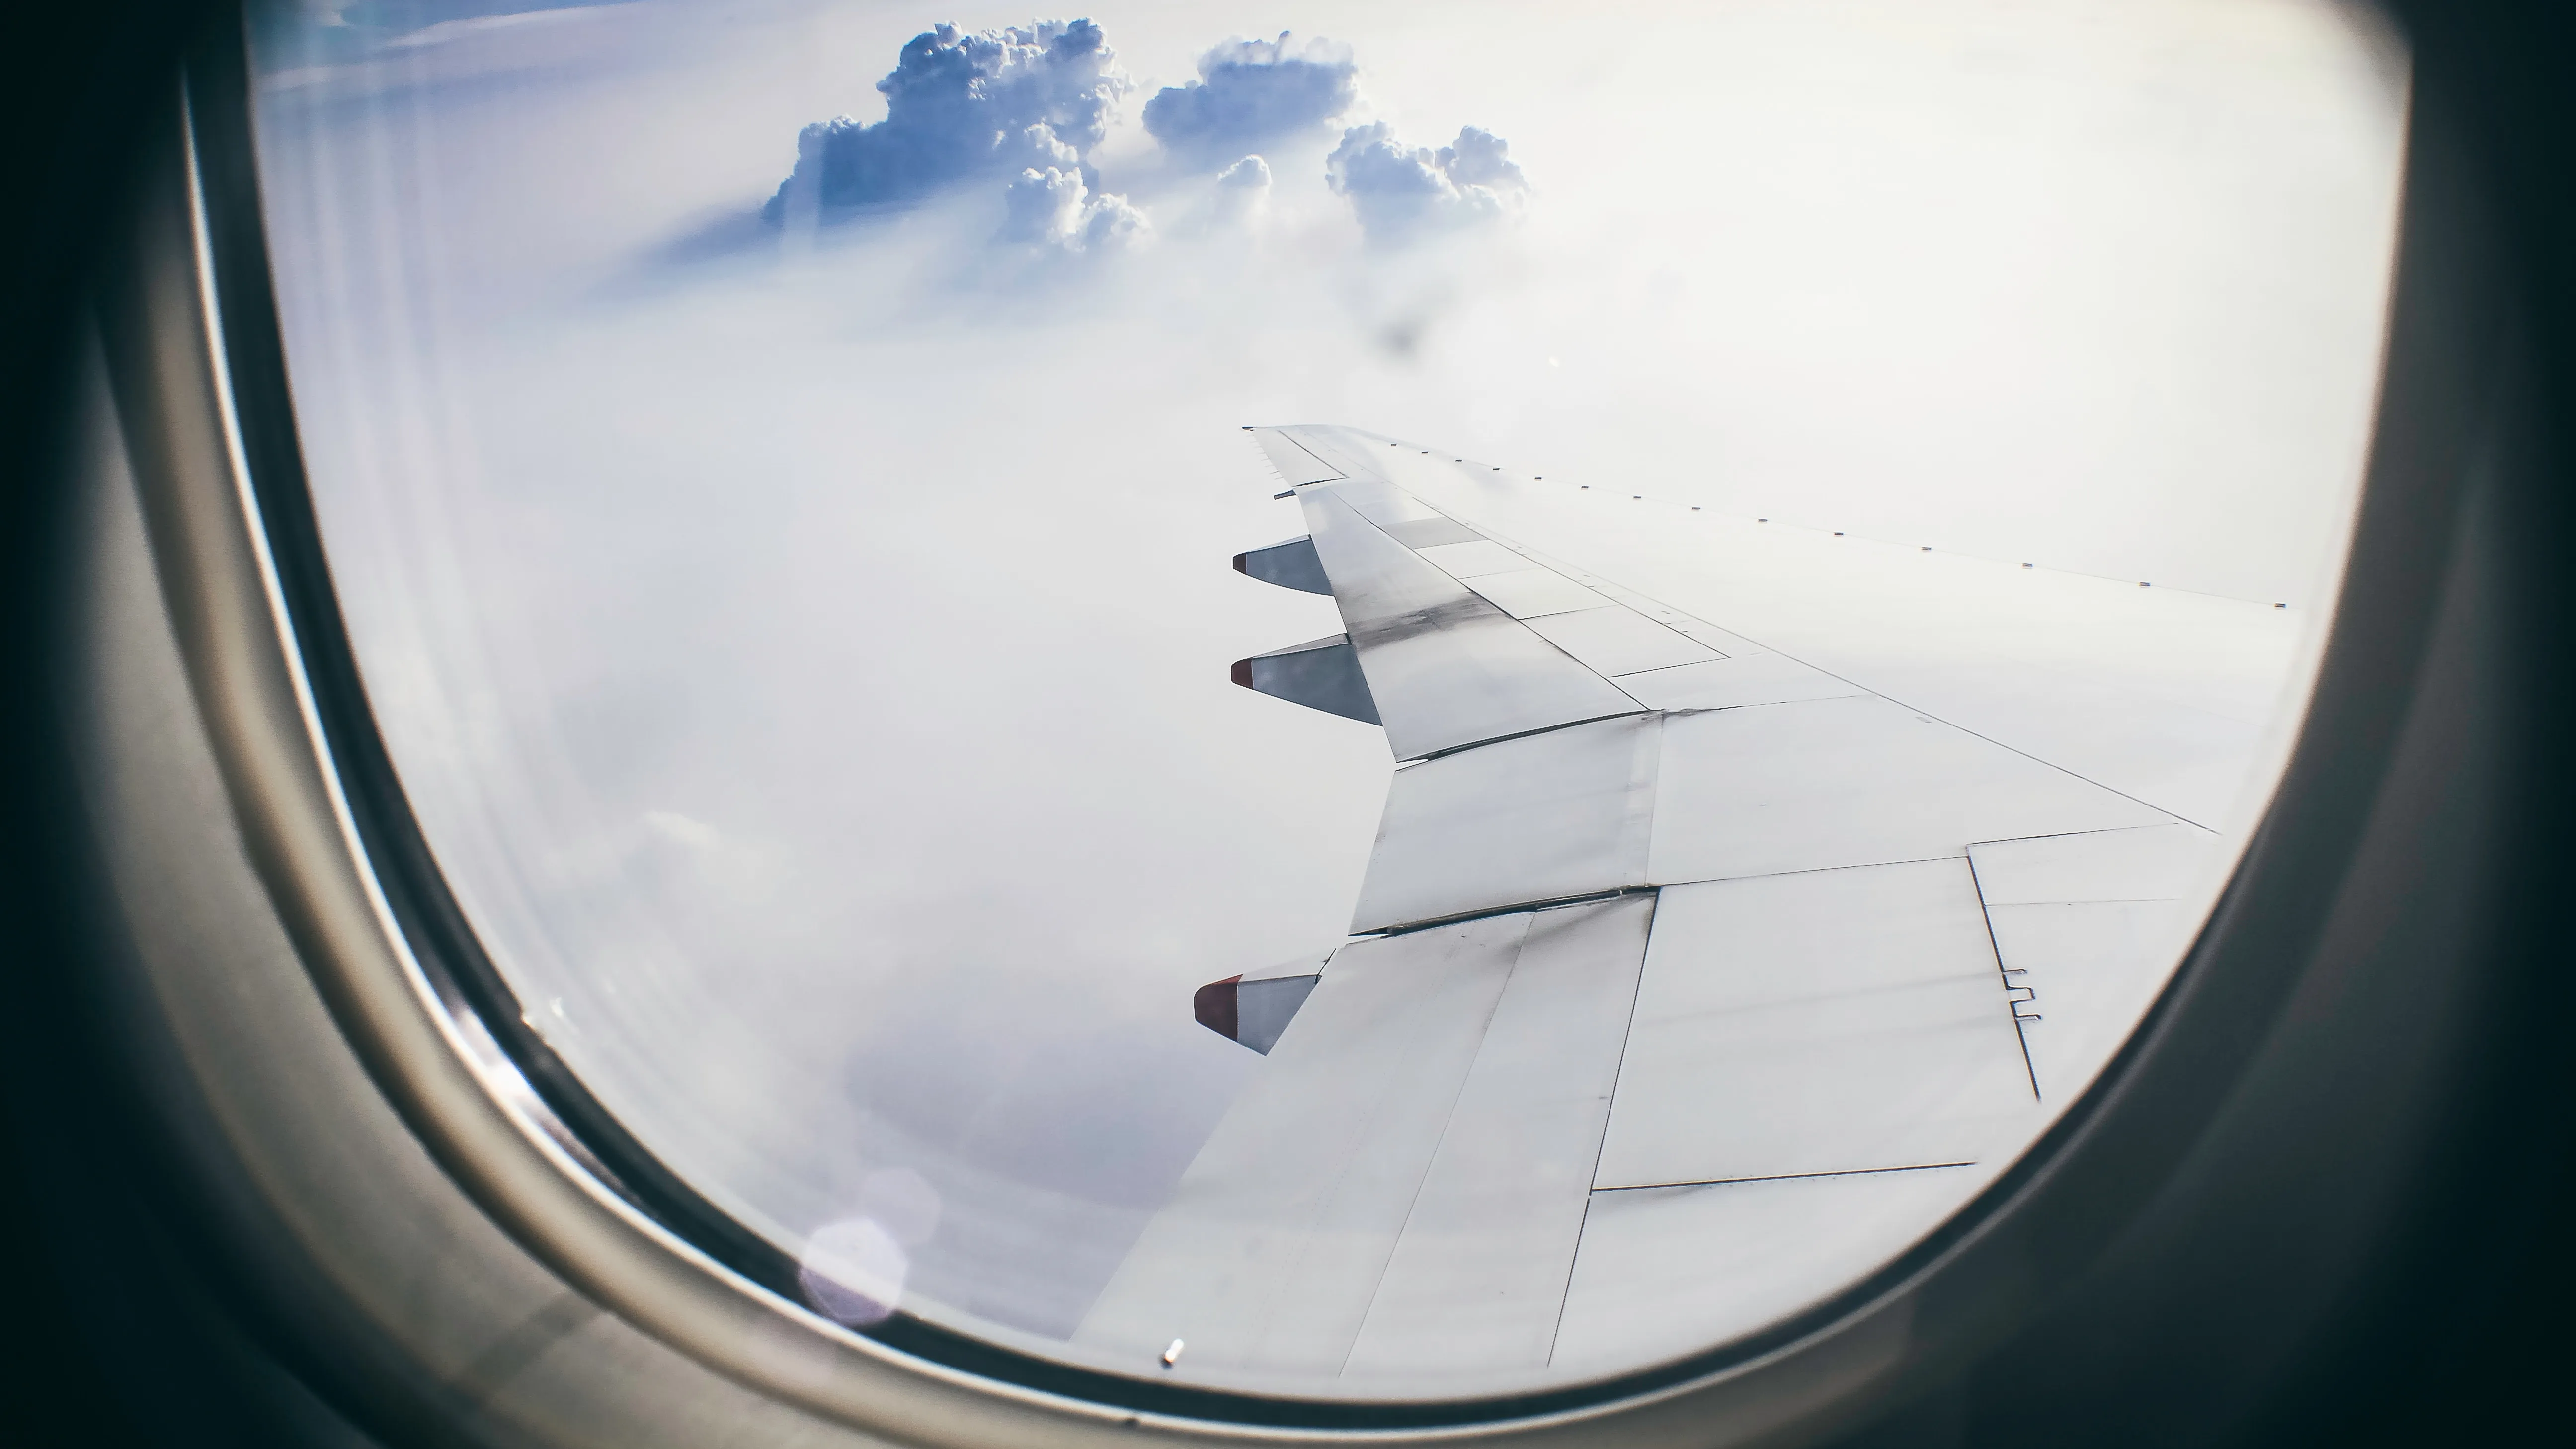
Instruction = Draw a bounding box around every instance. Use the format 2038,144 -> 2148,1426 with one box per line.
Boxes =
249,0 -> 2402,1400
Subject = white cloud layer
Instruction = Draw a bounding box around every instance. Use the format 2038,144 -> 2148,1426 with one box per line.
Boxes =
1141,32 -> 1360,168
1326,122 -> 1529,245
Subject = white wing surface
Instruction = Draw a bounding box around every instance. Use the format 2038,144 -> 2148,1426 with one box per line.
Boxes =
1076,426 -> 2260,1393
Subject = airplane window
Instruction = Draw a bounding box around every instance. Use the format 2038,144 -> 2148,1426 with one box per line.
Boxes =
243,0 -> 2403,1406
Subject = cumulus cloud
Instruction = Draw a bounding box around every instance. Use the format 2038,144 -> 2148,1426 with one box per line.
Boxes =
1141,32 -> 1359,167
1210,154 -> 1272,227
764,20 -> 1129,224
997,166 -> 1151,252
1325,122 -> 1530,245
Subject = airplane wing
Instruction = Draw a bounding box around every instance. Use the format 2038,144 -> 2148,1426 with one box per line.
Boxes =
1073,425 -> 2226,1391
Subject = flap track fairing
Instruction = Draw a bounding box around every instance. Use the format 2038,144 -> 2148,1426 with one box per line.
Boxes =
1233,535 -> 1332,595
1231,635 -> 1382,726
1192,972 -> 1323,1055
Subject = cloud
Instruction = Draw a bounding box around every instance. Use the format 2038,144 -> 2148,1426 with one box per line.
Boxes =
996,166 -> 1152,252
1326,122 -> 1530,245
765,20 -> 1130,224
1141,32 -> 1359,167
1210,154 -> 1272,227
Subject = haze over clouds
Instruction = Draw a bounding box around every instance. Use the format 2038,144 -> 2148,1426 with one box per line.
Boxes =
1141,32 -> 1361,168
763,19 -> 1130,223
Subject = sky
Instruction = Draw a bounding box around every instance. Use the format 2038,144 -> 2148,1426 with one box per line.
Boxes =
250,0 -> 2405,1386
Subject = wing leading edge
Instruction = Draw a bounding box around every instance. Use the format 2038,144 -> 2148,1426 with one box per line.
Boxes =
1072,426 -> 2221,1389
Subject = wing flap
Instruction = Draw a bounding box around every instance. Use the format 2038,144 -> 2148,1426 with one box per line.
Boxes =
1551,1165 -> 1985,1373
1352,714 -> 1658,935
1076,916 -> 1531,1373
1080,901 -> 1656,1380
1300,487 -> 1642,761
1342,896 -> 1654,1377
1595,860 -> 2035,1189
